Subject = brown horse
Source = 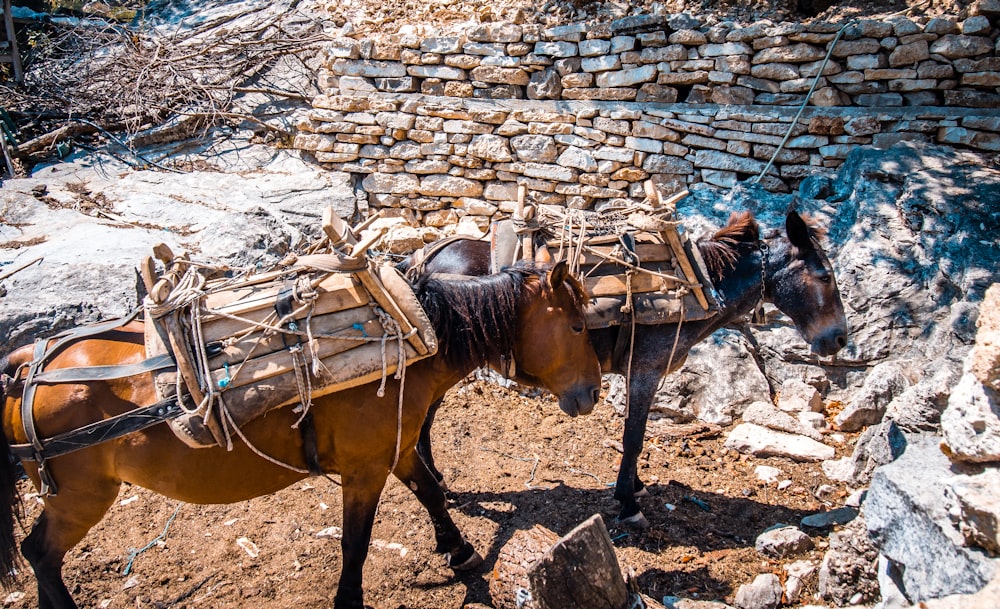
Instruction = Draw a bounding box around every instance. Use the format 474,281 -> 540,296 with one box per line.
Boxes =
0,261 -> 602,609
404,210 -> 848,526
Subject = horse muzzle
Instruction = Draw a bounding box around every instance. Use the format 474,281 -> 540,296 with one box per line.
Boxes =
810,325 -> 848,357
557,386 -> 601,417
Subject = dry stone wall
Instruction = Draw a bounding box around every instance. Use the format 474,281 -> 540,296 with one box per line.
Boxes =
292,10 -> 1000,234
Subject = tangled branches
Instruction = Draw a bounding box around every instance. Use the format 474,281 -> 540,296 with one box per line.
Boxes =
0,0 -> 332,169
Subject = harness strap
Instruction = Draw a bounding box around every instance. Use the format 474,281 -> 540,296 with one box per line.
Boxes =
298,410 -> 324,476
31,308 -> 144,370
17,308 -> 149,495
9,395 -> 188,462
31,353 -> 175,384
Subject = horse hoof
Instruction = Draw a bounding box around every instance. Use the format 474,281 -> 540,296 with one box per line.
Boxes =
447,543 -> 484,571
618,511 -> 650,529
634,486 -> 650,498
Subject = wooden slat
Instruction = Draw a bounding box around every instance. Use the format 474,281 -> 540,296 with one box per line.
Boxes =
206,304 -> 378,368
663,227 -> 709,310
199,278 -> 370,343
207,313 -> 400,390
585,271 -> 673,297
354,268 -> 429,356
202,271 -> 358,314
577,242 -> 672,266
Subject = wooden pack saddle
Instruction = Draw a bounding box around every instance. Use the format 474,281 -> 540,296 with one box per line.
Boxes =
141,210 -> 437,449
496,182 -> 719,329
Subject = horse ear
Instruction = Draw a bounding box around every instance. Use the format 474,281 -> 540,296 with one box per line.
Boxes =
786,210 -> 814,252
549,259 -> 569,289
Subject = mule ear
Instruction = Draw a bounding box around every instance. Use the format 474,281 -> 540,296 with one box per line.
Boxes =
786,210 -> 814,252
549,259 -> 570,289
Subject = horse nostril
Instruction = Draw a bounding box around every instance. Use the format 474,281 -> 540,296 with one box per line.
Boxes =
592,388 -> 601,405
836,334 -> 847,349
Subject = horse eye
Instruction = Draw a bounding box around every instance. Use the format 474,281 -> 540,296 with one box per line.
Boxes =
572,323 -> 585,334
819,273 -> 832,283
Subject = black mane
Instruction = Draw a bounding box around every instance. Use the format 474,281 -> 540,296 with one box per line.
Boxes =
413,265 -> 539,370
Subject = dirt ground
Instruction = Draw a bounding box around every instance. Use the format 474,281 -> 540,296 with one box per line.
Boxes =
6,375 -> 858,609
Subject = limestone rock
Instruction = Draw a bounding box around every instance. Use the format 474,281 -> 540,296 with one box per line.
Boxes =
742,401 -> 824,441
754,525 -> 815,558
971,284 -> 1000,391
725,423 -> 834,462
864,435 -> 997,602
777,378 -> 822,413
945,468 -> 1000,555
941,373 -> 1000,463
822,419 -> 906,486
835,361 -> 910,432
733,573 -> 781,609
818,516 -> 879,605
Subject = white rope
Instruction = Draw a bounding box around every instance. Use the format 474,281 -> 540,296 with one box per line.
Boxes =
220,401 -> 311,475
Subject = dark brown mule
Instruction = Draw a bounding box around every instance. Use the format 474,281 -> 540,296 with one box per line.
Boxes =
0,261 -> 601,609
403,211 -> 848,526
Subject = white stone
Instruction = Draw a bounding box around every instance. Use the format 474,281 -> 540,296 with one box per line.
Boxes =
778,378 -> 824,412
725,423 -> 835,462
755,465 -> 782,483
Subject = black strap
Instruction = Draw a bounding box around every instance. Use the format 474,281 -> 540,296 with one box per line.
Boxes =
298,411 -> 324,476
9,395 -> 188,462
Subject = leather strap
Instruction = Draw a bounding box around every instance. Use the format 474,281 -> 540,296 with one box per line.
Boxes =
298,410 -> 324,476
9,395 -> 187,462
17,308 -> 150,495
31,353 -> 175,384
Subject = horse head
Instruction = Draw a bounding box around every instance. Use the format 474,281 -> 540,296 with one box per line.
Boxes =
765,210 -> 848,356
512,260 -> 602,417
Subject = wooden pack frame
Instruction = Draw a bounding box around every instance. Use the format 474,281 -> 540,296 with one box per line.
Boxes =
140,209 -> 438,448
507,182 -> 719,328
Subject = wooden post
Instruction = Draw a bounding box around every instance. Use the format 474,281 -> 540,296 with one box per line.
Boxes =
491,515 -> 631,609
490,524 -> 560,609
514,183 -> 532,261
527,514 -> 629,609
643,181 -> 709,310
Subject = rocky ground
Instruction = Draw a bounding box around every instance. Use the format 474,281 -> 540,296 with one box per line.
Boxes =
6,378 -> 859,609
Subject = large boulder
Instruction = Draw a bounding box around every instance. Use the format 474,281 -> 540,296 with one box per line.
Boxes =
0,143 -> 356,350
864,435 -> 997,602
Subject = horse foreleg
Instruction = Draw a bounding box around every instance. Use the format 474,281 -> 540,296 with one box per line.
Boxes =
21,478 -> 120,609
392,448 -> 481,570
415,397 -> 445,485
335,471 -> 388,609
613,373 -> 660,528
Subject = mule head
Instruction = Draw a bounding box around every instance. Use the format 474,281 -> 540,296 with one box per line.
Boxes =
513,260 -> 602,417
765,211 -> 848,357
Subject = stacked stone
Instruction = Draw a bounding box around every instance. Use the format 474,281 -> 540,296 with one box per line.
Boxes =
293,93 -> 1000,225
318,13 -> 1000,109
294,9 -> 1000,227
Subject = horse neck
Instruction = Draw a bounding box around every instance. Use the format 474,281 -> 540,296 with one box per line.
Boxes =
708,241 -> 766,326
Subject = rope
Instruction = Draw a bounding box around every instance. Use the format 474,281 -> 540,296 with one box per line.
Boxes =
122,503 -> 183,575
220,401 -> 311,475
371,308 -> 410,473
752,0 -> 930,185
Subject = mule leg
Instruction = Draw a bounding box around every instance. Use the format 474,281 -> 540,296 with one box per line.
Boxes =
335,470 -> 389,609
415,397 -> 445,484
21,477 -> 121,609
613,371 -> 661,528
392,448 -> 481,570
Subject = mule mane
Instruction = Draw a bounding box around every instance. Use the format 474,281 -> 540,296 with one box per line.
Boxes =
696,211 -> 761,282
414,265 -> 539,369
